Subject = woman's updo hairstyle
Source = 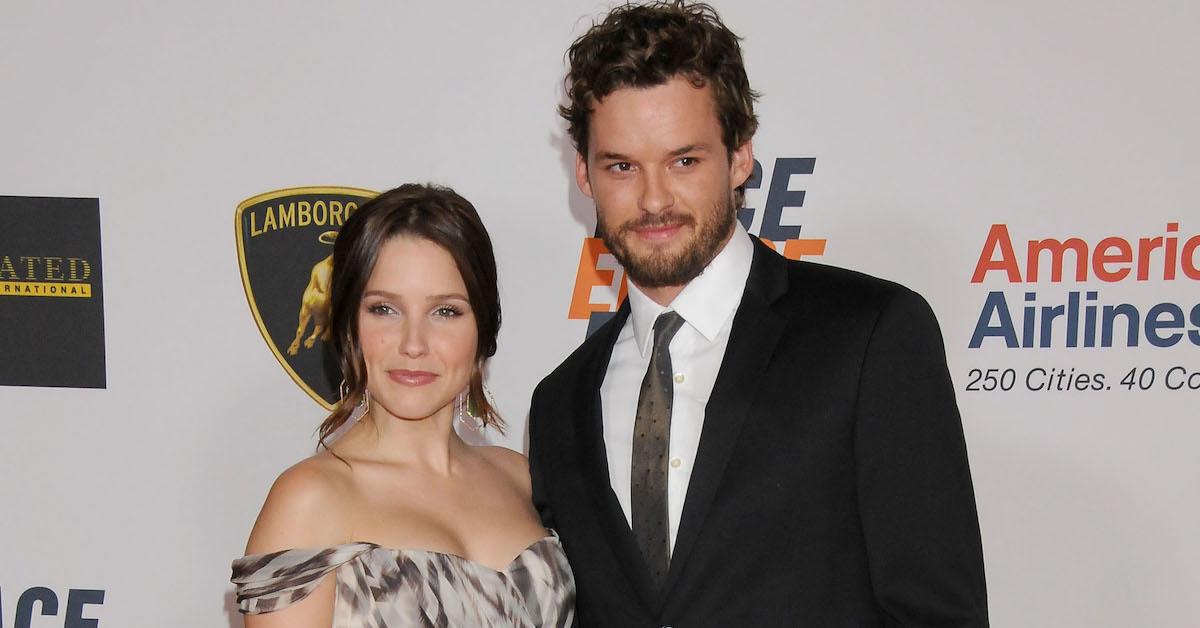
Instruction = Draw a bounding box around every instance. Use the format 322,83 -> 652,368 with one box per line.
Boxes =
317,183 -> 502,448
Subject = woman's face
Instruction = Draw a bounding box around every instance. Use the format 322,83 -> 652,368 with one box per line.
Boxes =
358,235 -> 478,423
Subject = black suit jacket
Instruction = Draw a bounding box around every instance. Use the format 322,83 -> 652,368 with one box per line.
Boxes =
529,237 -> 988,627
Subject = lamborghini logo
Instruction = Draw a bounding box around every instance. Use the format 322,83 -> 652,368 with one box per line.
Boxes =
235,186 -> 377,409
287,231 -> 336,356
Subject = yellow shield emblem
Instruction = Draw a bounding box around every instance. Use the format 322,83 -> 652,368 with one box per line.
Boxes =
235,186 -> 377,408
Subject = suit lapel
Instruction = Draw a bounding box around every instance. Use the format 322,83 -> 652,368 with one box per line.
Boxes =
662,239 -> 790,598
572,302 -> 660,606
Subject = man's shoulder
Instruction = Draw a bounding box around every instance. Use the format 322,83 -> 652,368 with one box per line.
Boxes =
532,315 -> 620,403
775,257 -> 921,315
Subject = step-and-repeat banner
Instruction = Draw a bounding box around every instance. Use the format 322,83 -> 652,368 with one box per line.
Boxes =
1,2 -> 1195,626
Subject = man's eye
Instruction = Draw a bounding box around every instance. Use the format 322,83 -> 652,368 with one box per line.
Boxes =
608,162 -> 633,173
677,157 -> 699,167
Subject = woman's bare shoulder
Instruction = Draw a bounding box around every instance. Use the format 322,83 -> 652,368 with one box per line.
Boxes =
244,454 -> 356,555
475,445 -> 531,492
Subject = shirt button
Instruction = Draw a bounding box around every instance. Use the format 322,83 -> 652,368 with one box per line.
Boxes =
673,373 -> 685,383
670,457 -> 681,469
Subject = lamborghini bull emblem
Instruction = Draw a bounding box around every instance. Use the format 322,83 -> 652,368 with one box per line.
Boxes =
235,186 -> 377,409
288,231 -> 335,356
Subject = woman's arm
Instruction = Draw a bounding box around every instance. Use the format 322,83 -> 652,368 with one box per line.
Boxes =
242,460 -> 350,628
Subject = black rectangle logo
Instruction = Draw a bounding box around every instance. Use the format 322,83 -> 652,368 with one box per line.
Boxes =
0,196 -> 106,388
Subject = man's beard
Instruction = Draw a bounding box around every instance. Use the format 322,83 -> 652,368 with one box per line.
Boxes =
596,198 -> 736,289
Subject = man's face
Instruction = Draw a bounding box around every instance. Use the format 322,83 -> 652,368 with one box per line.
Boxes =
576,76 -> 754,289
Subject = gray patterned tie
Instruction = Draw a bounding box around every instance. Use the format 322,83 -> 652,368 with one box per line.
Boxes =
631,310 -> 685,591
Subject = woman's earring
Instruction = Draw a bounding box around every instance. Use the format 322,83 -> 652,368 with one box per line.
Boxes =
343,380 -> 369,419
358,388 -> 371,417
454,390 -> 484,431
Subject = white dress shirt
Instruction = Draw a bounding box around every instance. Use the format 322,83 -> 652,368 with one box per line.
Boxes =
600,225 -> 754,554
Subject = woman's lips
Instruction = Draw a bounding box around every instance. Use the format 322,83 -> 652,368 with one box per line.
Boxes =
387,369 -> 438,386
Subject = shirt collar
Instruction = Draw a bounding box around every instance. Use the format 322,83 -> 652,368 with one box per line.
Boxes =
628,224 -> 754,356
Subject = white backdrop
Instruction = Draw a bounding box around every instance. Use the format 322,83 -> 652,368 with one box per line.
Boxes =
1,1 -> 1196,626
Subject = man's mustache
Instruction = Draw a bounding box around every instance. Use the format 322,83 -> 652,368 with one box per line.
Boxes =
616,212 -> 697,235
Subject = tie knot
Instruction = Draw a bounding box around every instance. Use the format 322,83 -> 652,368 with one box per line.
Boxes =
651,311 -> 685,352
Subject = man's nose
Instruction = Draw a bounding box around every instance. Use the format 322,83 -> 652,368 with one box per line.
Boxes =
638,169 -> 675,214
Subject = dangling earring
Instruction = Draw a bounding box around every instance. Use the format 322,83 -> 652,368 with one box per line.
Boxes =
454,389 -> 484,431
358,388 -> 371,417
341,380 -> 370,419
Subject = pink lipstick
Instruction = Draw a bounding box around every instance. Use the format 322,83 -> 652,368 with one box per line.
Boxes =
387,369 -> 438,386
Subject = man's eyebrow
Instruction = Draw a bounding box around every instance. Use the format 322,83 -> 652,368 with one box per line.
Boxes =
668,143 -> 709,157
595,150 -> 632,161
594,144 -> 711,162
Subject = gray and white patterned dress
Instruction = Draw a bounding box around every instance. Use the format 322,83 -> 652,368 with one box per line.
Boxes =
231,533 -> 575,627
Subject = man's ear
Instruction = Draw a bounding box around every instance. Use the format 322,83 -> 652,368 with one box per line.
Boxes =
729,139 -> 754,189
575,152 -> 594,199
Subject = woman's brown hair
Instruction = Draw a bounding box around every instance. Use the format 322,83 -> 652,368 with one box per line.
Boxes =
317,183 -> 503,449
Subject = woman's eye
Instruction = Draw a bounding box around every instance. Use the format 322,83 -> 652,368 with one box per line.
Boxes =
367,303 -> 395,315
433,305 -> 463,318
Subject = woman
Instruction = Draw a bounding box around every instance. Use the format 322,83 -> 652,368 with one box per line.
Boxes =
231,184 -> 575,627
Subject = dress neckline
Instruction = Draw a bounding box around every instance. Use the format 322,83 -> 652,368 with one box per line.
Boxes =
236,531 -> 562,575
357,532 -> 560,573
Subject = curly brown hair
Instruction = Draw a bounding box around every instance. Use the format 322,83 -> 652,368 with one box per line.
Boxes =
559,1 -> 759,162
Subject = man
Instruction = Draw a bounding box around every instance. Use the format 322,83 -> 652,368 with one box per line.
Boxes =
529,2 -> 988,626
